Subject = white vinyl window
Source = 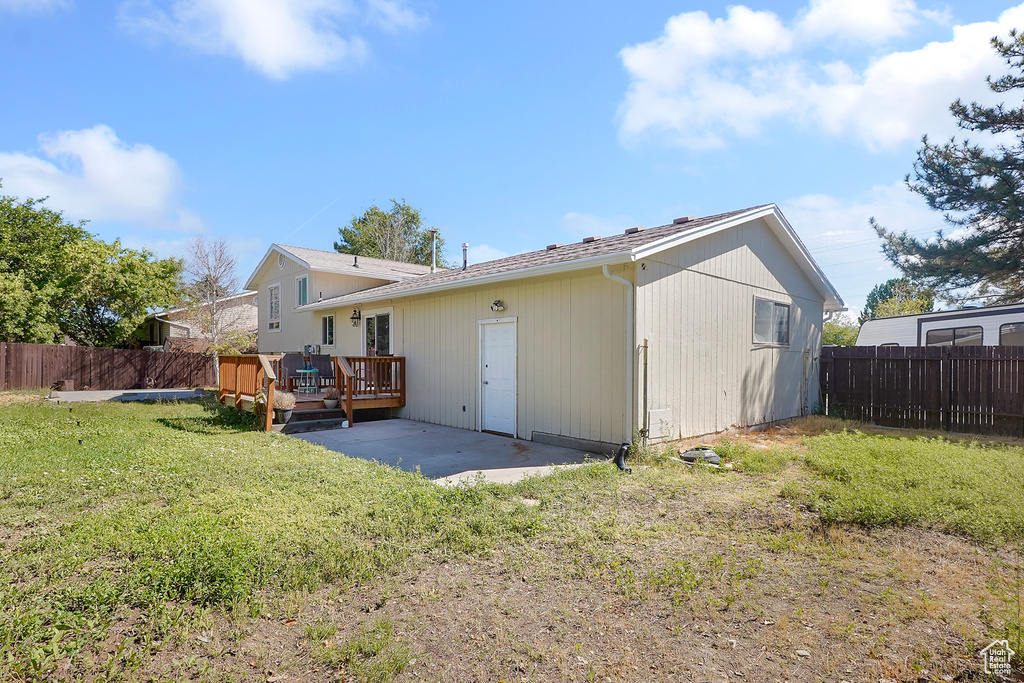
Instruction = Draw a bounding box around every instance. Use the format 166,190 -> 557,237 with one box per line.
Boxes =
753,297 -> 790,346
321,315 -> 335,347
268,284 -> 281,331
296,275 -> 308,307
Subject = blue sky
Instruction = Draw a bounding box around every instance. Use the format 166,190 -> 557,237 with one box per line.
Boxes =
1,0 -> 1021,315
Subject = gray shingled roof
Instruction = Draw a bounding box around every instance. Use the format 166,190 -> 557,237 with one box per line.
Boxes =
303,205 -> 769,309
276,244 -> 433,279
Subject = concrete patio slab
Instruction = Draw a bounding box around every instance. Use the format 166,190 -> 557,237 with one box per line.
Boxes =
293,418 -> 603,483
47,389 -> 206,403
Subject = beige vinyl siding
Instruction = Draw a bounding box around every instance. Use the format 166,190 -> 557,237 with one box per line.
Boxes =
323,265 -> 632,444
251,252 -> 396,353
635,217 -> 824,439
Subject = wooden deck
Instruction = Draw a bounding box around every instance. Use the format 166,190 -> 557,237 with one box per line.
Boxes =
218,354 -> 405,431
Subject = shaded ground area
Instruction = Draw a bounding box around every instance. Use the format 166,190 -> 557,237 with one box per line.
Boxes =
47,388 -> 206,402
294,418 -> 599,481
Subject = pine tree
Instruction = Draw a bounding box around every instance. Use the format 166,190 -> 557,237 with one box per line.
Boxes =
874,31 -> 1024,304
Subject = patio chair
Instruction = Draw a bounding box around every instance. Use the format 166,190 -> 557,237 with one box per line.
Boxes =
309,354 -> 335,389
279,352 -> 306,392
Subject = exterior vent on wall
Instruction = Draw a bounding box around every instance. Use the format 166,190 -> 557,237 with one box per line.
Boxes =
546,243 -> 563,250
673,215 -> 695,224
624,226 -> 645,234
582,236 -> 599,243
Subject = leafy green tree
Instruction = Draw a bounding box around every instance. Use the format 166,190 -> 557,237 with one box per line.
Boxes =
823,314 -> 861,346
874,30 -> 1024,304
0,186 -> 182,346
872,296 -> 933,320
335,200 -> 449,267
0,274 -> 61,343
859,278 -> 934,325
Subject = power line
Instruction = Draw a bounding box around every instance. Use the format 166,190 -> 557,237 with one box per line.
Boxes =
807,222 -> 948,255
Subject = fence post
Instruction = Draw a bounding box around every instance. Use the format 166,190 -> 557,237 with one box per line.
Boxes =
869,346 -> 877,425
0,342 -> 5,391
820,349 -> 832,416
265,377 -> 275,433
234,360 -> 242,408
941,346 -> 951,432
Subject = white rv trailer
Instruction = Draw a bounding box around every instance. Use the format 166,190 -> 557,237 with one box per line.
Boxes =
856,302 -> 1024,346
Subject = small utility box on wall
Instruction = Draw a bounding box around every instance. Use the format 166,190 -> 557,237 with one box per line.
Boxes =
648,408 -> 672,440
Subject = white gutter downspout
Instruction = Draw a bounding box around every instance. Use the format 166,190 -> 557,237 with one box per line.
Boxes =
602,265 -> 636,443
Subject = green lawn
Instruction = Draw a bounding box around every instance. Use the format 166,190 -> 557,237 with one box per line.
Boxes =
717,426 -> 1024,545
0,396 -> 542,681
1,398 -> 1021,681
803,430 -> 1024,545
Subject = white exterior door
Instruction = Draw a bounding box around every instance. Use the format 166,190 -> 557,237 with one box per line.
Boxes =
480,320 -> 516,436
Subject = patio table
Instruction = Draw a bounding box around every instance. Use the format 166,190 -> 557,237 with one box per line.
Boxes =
294,367 -> 319,395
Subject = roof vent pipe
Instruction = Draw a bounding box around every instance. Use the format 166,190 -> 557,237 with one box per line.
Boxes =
462,243 -> 468,271
429,229 -> 437,274
353,255 -> 358,267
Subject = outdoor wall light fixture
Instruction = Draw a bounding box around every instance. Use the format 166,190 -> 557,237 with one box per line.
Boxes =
490,300 -> 505,312
350,308 -> 361,326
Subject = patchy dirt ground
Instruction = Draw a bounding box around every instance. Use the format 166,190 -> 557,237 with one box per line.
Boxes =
134,421 -> 1018,683
0,389 -> 47,406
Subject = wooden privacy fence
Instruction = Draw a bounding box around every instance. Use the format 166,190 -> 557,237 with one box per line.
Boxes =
820,346 -> 1024,436
0,342 -> 216,391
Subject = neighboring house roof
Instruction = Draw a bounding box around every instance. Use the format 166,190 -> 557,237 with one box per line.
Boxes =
300,204 -> 845,312
244,244 -> 433,290
146,291 -> 257,320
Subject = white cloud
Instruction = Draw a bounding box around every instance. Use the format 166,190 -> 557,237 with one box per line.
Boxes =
118,0 -> 424,80
0,0 -> 69,12
0,125 -> 200,230
558,212 -> 634,238
782,182 -> 945,314
366,0 -> 424,32
467,244 -> 510,266
619,6 -> 792,148
796,0 -> 922,44
619,2 -> 1021,151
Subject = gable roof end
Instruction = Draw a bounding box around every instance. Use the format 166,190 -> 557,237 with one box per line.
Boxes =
244,244 -> 433,290
631,204 -> 844,312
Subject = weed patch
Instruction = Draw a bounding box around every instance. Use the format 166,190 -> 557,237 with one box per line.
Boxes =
311,616 -> 414,682
715,440 -> 801,473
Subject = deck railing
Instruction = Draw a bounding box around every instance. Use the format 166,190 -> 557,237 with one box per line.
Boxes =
344,356 -> 406,399
219,354 -> 404,430
218,354 -> 278,432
